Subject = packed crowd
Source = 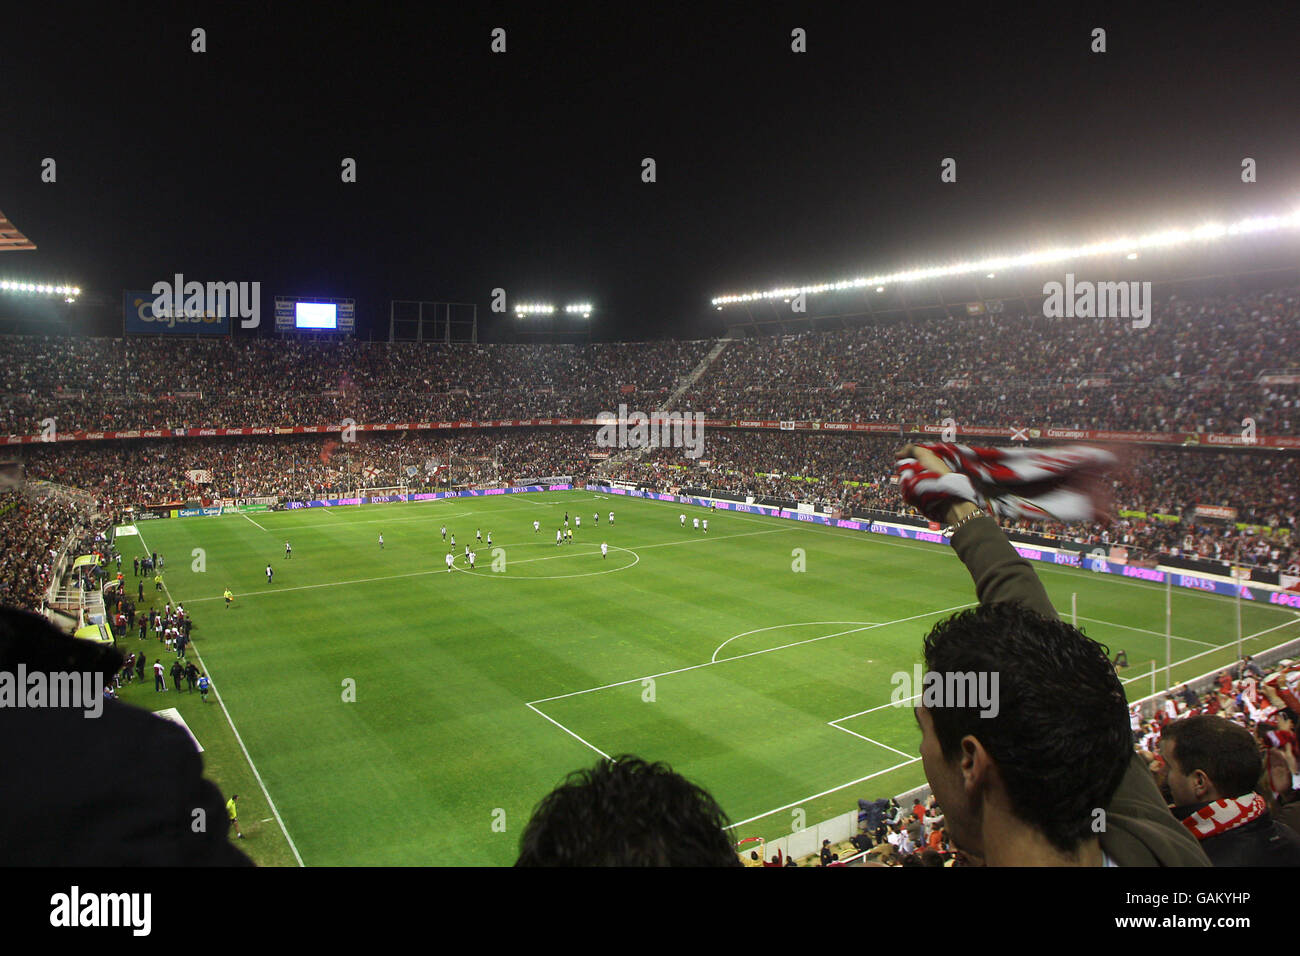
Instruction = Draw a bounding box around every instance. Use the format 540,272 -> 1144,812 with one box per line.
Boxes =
0,337 -> 711,433
1,285 -> 1299,437
682,286 -> 1300,433
0,489 -> 102,611
16,429 -> 599,511
607,432 -> 1299,572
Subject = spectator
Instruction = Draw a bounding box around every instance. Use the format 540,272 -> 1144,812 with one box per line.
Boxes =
899,442 -> 1209,866
0,607 -> 251,865
515,756 -> 740,866
1160,716 -> 1300,866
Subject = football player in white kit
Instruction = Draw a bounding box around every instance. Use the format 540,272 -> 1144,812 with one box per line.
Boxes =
556,528 -> 563,546
680,514 -> 686,527
702,518 -> 708,533
534,520 -> 540,534
693,517 -> 699,530
445,551 -> 454,572
608,512 -> 614,524
601,542 -> 608,560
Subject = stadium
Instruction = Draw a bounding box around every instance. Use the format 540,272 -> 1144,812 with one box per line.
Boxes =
2,5 -> 1299,914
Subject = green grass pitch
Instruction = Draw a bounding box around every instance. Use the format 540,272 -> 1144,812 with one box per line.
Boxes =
107,490 -> 1300,865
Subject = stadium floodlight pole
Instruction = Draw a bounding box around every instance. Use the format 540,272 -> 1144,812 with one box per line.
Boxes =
1170,567 -> 1180,697
1235,541 -> 1243,662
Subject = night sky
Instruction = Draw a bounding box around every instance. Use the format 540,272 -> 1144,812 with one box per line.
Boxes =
2,3 -> 1297,341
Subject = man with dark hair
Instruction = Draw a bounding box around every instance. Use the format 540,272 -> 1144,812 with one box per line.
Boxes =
919,603 -> 1135,863
1160,716 -> 1300,866
516,755 -> 741,866
897,443 -> 1208,866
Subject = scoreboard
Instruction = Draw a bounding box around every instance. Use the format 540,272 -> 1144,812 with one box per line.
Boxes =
275,296 -> 355,334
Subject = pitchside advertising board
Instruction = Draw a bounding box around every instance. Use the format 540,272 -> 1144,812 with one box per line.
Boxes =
123,290 -> 230,335
275,296 -> 355,333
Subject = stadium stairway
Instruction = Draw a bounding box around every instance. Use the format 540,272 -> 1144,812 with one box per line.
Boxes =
594,335 -> 734,477
662,335 -> 733,411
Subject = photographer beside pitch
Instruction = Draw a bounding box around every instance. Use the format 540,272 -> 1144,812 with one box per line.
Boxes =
894,443 -> 1209,867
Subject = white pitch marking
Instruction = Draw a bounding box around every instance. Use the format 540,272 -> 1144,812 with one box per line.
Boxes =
725,756 -> 922,830
450,546 -> 641,581
524,703 -> 613,761
238,510 -> 269,532
711,621 -> 880,663
1075,614 -> 1215,647
528,603 -> 973,706
133,525 -> 305,867
826,723 -> 917,760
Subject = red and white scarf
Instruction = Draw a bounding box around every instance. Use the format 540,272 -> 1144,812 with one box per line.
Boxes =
895,443 -> 1118,524
1179,792 -> 1267,841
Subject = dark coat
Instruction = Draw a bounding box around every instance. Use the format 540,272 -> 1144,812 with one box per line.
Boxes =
1175,805 -> 1300,867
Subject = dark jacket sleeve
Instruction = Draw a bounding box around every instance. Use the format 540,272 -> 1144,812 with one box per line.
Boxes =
949,516 -> 1056,618
947,516 -> 1210,866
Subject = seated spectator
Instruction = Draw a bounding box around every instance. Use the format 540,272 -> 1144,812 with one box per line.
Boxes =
1160,716 -> 1300,866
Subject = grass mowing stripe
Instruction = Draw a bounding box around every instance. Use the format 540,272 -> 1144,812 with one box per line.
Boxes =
524,702 -> 613,762
133,524 -> 305,867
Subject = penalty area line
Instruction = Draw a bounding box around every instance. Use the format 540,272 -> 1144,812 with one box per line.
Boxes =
725,756 -> 922,831
524,703 -> 613,762
237,510 -> 269,532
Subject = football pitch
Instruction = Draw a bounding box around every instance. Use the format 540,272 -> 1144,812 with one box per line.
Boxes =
111,491 -> 1300,865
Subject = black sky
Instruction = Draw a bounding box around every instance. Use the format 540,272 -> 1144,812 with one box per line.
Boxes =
2,2 -> 1298,340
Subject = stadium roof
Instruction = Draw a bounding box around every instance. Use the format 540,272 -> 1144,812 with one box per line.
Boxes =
710,209 -> 1300,308
0,210 -> 36,252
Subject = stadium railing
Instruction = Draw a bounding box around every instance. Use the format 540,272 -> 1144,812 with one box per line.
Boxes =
1127,634 -> 1300,721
